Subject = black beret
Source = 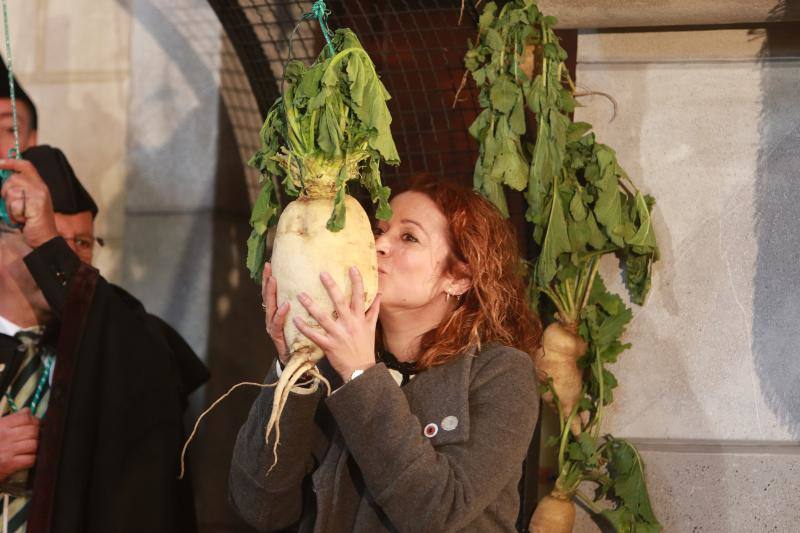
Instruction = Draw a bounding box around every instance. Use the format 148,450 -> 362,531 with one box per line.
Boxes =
22,145 -> 98,218
0,57 -> 37,131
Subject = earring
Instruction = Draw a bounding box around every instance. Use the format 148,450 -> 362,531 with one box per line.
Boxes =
445,288 -> 452,301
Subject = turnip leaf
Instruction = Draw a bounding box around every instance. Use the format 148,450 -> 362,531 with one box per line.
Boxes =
537,180 -> 571,286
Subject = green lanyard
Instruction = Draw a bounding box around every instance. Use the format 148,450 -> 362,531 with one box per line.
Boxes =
0,0 -> 21,227
3,356 -> 53,416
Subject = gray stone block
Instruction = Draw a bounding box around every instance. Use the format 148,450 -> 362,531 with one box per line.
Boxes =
573,444 -> 800,532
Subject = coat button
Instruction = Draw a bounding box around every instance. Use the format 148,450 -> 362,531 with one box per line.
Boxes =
423,423 -> 438,438
441,416 -> 459,431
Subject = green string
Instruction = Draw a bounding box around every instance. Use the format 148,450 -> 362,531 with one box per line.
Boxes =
1,0 -> 19,158
0,0 -> 20,227
303,0 -> 335,56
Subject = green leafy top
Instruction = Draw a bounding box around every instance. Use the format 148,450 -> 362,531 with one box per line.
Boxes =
465,1 -> 658,306
246,28 -> 400,281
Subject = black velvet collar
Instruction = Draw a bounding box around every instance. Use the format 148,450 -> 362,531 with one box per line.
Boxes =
377,350 -> 418,385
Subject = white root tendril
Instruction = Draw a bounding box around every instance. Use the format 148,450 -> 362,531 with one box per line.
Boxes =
179,380 -> 278,479
178,353 -> 336,480
265,356 -> 330,473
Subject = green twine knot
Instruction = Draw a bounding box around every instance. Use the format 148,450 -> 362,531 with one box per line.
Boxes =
303,0 -> 335,56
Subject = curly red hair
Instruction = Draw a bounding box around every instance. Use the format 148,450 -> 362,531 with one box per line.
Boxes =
394,176 -> 542,369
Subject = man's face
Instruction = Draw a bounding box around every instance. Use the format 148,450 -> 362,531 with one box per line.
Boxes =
0,98 -> 36,157
54,212 -> 95,265
0,225 -> 50,315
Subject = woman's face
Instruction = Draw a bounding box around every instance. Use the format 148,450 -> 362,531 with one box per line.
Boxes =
374,191 -> 457,311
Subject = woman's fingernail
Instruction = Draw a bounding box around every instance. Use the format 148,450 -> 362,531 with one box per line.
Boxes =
298,292 -> 308,302
320,272 -> 331,281
350,266 -> 358,274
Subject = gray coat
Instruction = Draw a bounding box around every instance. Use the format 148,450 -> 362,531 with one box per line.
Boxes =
229,343 -> 539,532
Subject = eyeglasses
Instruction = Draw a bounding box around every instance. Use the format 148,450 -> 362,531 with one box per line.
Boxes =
62,235 -> 105,253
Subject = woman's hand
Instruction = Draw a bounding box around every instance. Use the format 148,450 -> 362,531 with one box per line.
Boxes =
262,262 -> 291,365
293,267 -> 380,382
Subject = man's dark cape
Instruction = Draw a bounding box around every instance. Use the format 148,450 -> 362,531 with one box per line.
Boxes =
18,237 -> 208,533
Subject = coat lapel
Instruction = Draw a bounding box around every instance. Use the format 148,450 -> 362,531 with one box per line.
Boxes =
401,346 -> 478,447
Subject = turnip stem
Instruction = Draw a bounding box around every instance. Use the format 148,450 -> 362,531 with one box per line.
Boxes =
558,398 -> 581,470
574,489 -> 603,515
541,285 -> 569,321
553,385 -> 565,435
579,258 -> 601,312
574,258 -> 592,313
591,347 -> 605,440
564,278 -> 576,319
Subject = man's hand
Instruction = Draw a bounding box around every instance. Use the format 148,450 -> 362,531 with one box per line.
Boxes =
0,158 -> 59,248
0,409 -> 40,482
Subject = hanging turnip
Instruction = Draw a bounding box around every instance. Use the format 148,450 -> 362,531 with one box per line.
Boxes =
246,28 -> 399,466
535,322 -> 587,435
530,493 -> 576,533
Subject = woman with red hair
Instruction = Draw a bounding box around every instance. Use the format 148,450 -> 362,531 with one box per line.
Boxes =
230,176 -> 542,532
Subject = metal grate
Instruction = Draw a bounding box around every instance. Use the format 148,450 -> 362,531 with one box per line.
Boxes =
207,0 -> 483,194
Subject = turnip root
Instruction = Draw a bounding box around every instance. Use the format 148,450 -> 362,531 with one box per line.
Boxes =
517,43 -> 540,80
530,493 -> 576,533
265,193 -> 378,465
534,322 -> 587,435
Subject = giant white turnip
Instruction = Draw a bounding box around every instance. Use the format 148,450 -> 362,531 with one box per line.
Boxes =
245,28 -> 398,468
180,27 -> 399,474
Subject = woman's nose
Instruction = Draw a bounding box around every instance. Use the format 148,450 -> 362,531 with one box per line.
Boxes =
374,233 -> 388,256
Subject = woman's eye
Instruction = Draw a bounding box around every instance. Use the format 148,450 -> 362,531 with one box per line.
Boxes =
402,233 -> 418,243
373,227 -> 385,236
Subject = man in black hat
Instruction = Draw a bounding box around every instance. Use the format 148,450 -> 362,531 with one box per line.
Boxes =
0,58 -> 38,158
0,147 -> 208,533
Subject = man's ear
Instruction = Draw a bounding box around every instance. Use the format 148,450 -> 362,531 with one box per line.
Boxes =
27,129 -> 38,148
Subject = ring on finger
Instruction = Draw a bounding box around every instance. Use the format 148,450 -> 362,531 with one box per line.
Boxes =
261,302 -> 267,311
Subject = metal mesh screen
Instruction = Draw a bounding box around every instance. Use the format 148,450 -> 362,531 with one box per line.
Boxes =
207,0 -> 482,196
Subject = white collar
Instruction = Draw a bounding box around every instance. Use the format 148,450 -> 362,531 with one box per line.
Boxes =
0,315 -> 24,337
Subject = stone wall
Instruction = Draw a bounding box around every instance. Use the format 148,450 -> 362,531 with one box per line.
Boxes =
571,25 -> 800,532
